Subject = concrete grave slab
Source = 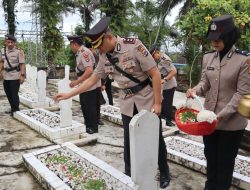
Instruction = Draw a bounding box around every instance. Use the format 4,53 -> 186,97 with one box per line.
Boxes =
165,136 -> 250,189
23,143 -> 138,190
14,108 -> 85,143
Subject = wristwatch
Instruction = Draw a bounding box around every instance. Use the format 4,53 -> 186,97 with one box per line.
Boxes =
164,77 -> 168,82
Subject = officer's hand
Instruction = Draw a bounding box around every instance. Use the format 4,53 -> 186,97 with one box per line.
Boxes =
53,93 -> 71,102
20,76 -> 25,84
161,79 -> 165,84
151,103 -> 161,116
186,88 -> 196,98
216,117 -> 222,128
69,80 -> 78,88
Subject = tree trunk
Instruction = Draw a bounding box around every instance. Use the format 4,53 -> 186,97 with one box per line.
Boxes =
47,55 -> 57,79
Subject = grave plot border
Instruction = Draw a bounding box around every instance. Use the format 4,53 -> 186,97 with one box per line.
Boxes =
23,143 -> 138,190
14,108 -> 84,142
165,136 -> 250,189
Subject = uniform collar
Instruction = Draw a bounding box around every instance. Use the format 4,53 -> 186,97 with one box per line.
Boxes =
226,45 -> 236,59
113,36 -> 128,54
76,45 -> 84,56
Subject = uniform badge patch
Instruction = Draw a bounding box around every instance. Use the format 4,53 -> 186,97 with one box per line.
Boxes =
137,45 -> 148,57
123,38 -> 136,44
207,66 -> 215,70
83,52 -> 90,62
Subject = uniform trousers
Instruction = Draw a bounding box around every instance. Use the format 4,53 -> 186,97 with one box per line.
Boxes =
3,80 -> 20,112
96,87 -> 101,122
122,104 -> 170,177
105,78 -> 113,105
79,88 -> 98,132
161,87 -> 175,121
203,129 -> 244,190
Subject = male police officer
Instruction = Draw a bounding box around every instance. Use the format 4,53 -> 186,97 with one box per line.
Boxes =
149,45 -> 177,126
0,35 -> 25,116
55,17 -> 171,188
67,35 -> 100,134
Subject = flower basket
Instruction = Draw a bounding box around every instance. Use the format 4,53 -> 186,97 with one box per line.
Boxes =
175,96 -> 217,136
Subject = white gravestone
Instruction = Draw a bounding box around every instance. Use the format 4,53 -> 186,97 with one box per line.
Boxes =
130,110 -> 159,190
65,65 -> 70,80
58,78 -> 72,128
25,64 -> 31,83
37,70 -> 46,103
31,66 -> 38,93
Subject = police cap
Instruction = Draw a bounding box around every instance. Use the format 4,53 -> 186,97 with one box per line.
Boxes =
85,16 -> 110,49
207,15 -> 236,40
5,34 -> 16,42
149,44 -> 160,55
67,35 -> 83,45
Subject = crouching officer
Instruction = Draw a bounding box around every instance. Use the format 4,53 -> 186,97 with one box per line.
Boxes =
149,45 -> 177,126
67,35 -> 100,134
54,17 -> 171,188
0,35 -> 25,116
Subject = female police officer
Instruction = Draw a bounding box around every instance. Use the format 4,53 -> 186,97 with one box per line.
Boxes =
186,15 -> 250,190
54,16 -> 171,188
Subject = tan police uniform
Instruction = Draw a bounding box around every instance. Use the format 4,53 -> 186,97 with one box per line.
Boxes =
157,53 -> 177,90
193,46 -> 250,131
86,17 -> 170,187
76,45 -> 98,91
94,36 -> 155,117
0,47 -> 25,80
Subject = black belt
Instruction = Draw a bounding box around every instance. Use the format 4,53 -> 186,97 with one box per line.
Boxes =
4,66 -> 20,72
123,78 -> 151,95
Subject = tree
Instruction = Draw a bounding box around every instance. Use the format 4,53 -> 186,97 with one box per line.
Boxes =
74,0 -> 100,32
24,0 -> 75,78
2,0 -> 18,35
176,0 -> 250,51
175,0 -> 250,87
99,0 -> 133,35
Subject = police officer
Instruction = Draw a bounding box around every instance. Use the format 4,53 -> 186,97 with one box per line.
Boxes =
0,35 -> 25,116
186,15 -> 250,190
85,41 -> 104,125
150,45 -> 177,126
54,17 -> 171,188
67,35 -> 100,134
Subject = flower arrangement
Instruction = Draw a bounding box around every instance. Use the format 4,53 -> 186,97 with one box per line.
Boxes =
37,148 -> 108,190
175,97 -> 217,136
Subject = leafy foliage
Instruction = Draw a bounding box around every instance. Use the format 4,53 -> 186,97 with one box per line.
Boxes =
176,0 -> 250,51
2,0 -> 18,35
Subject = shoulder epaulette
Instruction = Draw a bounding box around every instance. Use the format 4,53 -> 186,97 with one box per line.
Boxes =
123,38 -> 136,44
235,49 -> 250,56
204,50 -> 216,54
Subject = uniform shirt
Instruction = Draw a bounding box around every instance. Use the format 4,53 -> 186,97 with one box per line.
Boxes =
0,47 -> 25,80
157,53 -> 177,90
75,46 -> 98,91
94,36 -> 157,117
193,46 -> 250,131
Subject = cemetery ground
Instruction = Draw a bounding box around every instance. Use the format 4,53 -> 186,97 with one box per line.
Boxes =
0,81 -> 249,190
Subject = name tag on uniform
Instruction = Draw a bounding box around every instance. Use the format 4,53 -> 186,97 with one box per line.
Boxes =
207,66 -> 215,70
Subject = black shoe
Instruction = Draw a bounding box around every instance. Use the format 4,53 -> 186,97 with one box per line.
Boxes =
86,128 -> 97,134
166,120 -> 175,127
160,175 -> 170,189
98,121 -> 104,125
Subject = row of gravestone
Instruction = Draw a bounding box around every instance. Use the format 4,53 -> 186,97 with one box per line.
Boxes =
16,65 -> 163,190
16,65 -> 250,190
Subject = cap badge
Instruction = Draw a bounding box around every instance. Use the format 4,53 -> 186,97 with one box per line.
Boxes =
211,23 -> 217,31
